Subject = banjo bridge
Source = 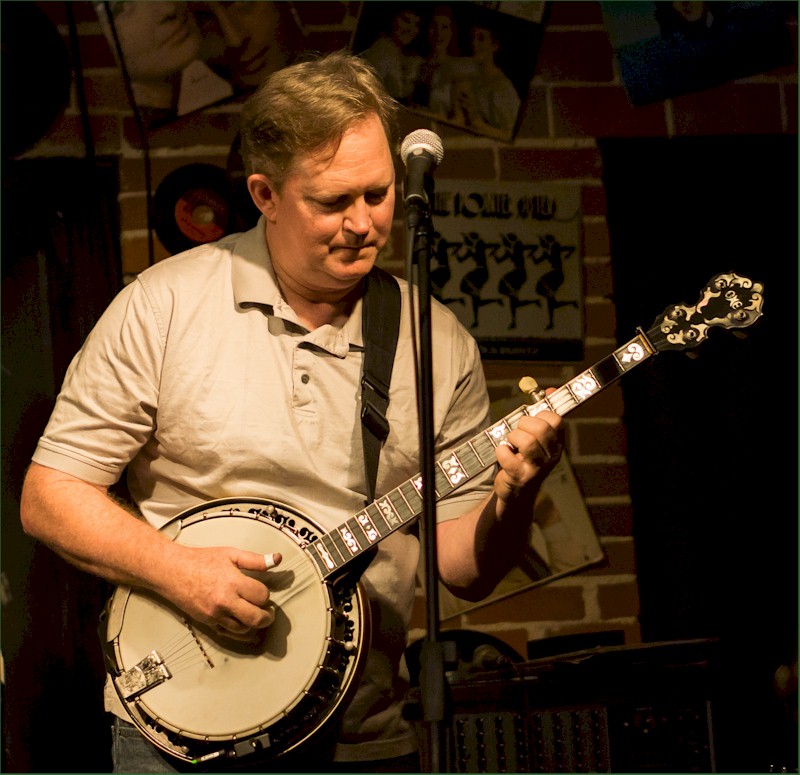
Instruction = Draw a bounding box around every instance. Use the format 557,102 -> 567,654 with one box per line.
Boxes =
115,649 -> 172,700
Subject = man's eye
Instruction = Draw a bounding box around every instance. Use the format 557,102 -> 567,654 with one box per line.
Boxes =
366,191 -> 387,205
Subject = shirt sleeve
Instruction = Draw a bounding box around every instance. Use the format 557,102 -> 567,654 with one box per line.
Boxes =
435,325 -> 495,523
31,278 -> 164,486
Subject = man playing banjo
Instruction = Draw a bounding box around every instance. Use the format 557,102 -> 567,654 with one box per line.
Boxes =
20,52 -> 563,772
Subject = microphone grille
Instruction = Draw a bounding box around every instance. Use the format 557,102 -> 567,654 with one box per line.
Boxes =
400,129 -> 444,166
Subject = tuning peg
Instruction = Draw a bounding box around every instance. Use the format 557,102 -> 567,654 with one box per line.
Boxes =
685,350 -> 700,360
732,331 -> 749,340
519,376 -> 547,403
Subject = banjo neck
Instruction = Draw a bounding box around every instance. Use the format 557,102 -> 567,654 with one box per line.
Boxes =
303,270 -> 764,581
304,332 -> 652,581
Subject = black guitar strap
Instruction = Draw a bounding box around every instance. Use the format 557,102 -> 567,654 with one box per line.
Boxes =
360,266 -> 401,503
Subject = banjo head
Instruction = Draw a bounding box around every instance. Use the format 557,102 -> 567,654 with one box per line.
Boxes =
105,498 -> 368,763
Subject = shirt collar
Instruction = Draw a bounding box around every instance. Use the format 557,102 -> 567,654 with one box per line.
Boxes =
231,217 -> 364,354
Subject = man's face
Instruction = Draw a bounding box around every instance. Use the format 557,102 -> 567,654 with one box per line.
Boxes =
261,114 -> 396,300
112,2 -> 201,79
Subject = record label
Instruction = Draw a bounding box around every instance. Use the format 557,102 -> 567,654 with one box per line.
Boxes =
153,164 -> 235,254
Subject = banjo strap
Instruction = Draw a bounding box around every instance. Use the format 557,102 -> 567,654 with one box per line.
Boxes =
360,266 -> 401,504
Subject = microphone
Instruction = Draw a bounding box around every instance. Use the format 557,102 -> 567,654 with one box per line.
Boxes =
400,129 -> 444,211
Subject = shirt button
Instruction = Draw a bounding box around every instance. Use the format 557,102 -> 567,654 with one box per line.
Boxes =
301,373 -> 310,384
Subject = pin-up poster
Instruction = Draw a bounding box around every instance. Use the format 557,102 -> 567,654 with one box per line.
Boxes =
601,1 -> 793,106
94,2 -> 307,131
429,181 -> 583,360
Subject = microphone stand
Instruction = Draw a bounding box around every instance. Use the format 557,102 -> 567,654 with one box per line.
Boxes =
405,185 -> 450,774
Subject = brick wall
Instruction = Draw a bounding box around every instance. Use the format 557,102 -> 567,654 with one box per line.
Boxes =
24,1 -> 798,660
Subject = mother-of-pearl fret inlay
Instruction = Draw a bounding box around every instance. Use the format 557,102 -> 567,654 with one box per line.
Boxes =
315,543 -> 336,570
567,372 -> 600,401
486,421 -> 510,445
439,453 -> 467,486
376,497 -> 402,527
356,513 -> 379,542
616,339 -> 646,366
339,525 -> 360,555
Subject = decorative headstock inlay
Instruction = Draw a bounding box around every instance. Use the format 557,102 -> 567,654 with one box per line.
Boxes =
653,272 -> 764,351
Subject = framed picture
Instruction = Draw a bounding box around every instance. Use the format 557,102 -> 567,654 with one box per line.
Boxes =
601,1 -> 794,105
429,180 -> 583,360
94,1 -> 306,131
351,1 -> 545,141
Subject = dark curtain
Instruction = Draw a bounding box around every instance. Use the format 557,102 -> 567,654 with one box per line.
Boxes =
2,157 -> 123,772
599,135 -> 798,772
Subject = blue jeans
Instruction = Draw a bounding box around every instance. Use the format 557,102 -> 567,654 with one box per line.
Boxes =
111,718 -> 420,773
111,718 -> 178,773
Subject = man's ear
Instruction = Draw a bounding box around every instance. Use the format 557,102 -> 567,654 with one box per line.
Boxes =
247,174 -> 278,221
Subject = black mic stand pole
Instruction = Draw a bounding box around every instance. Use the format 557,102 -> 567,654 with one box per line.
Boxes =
405,187 -> 450,774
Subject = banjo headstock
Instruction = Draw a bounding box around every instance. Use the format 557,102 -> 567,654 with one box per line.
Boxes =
646,271 -> 764,353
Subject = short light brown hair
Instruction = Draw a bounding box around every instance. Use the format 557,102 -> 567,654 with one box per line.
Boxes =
239,51 -> 399,189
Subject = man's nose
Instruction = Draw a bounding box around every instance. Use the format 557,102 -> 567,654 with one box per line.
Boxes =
344,199 -> 371,235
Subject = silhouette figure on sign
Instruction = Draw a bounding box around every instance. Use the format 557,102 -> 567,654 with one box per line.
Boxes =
533,234 -> 578,330
457,231 -> 502,328
431,231 -> 464,307
495,232 -> 541,329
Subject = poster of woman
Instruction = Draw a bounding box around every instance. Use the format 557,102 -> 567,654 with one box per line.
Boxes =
95,2 -> 305,130
602,1 -> 794,105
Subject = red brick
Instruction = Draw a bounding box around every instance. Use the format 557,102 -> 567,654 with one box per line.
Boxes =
465,585 -> 586,624
584,300 -> 616,338
120,155 -> 230,193
500,148 -> 604,182
673,83 -> 784,136
483,362 -> 567,384
597,581 -> 640,618
39,0 -> 98,25
123,111 -> 241,150
582,218 -> 610,258
581,185 -> 607,217
122,237 -> 169,276
587,539 -> 637,575
583,260 -> 614,298
38,114 -> 121,154
293,2 -> 354,26
574,419 -> 628,456
553,86 -> 669,138
118,195 -> 149,233
305,31 -> 354,55
546,1 -> 605,25
536,31 -> 615,82
439,149 -> 496,182
571,460 -> 630,498
82,72 -> 129,110
78,33 -> 118,69
587,502 -> 634,536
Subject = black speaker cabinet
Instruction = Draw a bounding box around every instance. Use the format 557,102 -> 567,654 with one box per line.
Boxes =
413,639 -> 720,773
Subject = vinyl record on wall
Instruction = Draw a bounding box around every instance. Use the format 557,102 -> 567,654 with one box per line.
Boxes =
153,164 -> 234,254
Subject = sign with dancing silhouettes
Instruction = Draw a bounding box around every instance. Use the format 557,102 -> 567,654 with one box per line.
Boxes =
430,181 -> 583,359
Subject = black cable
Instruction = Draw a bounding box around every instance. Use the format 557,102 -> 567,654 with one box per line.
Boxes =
65,1 -> 94,160
101,1 -> 155,267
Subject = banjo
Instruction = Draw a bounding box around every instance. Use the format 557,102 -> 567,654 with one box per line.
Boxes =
102,272 -> 764,767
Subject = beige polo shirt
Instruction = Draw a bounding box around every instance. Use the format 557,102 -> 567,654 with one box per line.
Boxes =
33,219 -> 493,761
